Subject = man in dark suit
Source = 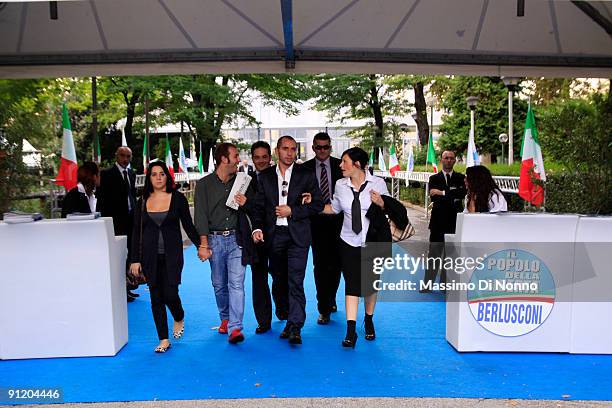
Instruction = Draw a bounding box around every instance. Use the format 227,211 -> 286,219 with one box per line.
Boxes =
252,136 -> 324,345
97,146 -> 138,300
238,159 -> 254,174
246,141 -> 276,334
303,132 -> 343,325
423,150 -> 466,290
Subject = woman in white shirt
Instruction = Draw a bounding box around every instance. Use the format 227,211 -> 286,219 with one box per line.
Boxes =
317,147 -> 389,348
464,165 -> 508,213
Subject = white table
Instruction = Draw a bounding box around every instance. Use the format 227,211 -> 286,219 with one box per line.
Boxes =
0,217 -> 128,359
445,213 -> 612,354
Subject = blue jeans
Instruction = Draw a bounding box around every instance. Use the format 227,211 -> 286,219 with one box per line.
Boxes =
208,234 -> 245,333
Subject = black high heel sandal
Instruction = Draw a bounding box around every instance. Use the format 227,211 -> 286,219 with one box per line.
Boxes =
342,332 -> 358,348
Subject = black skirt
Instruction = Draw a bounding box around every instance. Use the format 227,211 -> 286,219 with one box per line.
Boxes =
340,239 -> 379,297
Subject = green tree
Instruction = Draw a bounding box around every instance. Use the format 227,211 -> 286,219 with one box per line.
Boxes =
0,79 -> 58,215
539,90 -> 612,214
155,74 -> 310,168
308,74 -> 414,163
434,76 -> 528,162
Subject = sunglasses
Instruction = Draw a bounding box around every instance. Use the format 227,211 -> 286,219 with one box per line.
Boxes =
314,145 -> 331,151
281,180 -> 288,197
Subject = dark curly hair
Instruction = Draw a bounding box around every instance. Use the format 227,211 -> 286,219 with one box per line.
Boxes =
466,165 -> 503,213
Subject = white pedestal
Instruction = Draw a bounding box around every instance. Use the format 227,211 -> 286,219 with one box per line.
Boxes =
446,213 -> 612,354
570,217 -> 612,354
0,217 -> 128,359
445,213 -> 579,353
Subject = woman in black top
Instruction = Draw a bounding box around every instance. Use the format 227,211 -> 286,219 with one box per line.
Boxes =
61,161 -> 99,218
130,161 -> 200,353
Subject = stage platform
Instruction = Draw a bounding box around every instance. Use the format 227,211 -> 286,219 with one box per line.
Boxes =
1,246 -> 612,404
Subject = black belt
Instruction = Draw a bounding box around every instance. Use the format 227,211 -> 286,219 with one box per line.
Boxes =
210,230 -> 235,236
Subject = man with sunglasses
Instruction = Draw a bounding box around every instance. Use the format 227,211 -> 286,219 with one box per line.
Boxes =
303,132 -> 343,325
251,136 -> 324,345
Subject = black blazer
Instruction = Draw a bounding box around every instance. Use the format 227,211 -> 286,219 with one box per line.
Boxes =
303,156 -> 343,233
363,195 -> 408,259
96,165 -> 136,236
130,190 -> 200,286
428,171 -> 466,234
61,187 -> 92,218
252,164 -> 324,248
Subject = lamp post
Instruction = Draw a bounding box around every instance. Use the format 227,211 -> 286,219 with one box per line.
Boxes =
466,96 -> 478,152
499,133 -> 508,164
502,77 -> 520,165
426,96 -> 436,148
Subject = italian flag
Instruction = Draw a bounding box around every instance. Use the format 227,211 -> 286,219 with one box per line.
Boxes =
198,141 -> 204,173
368,149 -> 374,169
426,134 -> 438,173
142,131 -> 148,173
519,104 -> 546,206
93,132 -> 101,163
164,136 -> 175,181
388,143 -> 400,176
55,104 -> 78,191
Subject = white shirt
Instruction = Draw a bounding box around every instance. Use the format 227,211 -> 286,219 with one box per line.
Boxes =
330,172 -> 389,247
77,182 -> 97,213
464,191 -> 508,213
275,163 -> 294,226
115,162 -> 132,211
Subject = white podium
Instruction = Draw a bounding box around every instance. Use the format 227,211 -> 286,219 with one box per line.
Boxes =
445,213 -> 612,354
0,217 -> 128,359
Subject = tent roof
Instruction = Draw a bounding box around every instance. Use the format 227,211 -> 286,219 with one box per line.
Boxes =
1,0 -> 611,78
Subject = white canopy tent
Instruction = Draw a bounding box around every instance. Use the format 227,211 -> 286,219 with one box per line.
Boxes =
0,0 -> 611,78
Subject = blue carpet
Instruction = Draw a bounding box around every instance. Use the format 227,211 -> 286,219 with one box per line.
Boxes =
2,245 -> 612,404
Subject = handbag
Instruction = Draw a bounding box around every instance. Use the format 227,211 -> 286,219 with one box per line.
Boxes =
129,198 -> 147,285
388,207 -> 416,242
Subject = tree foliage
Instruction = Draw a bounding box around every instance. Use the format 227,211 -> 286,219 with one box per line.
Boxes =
434,76 -> 528,161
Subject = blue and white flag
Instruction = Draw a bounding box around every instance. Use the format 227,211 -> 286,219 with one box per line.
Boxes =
467,128 -> 480,167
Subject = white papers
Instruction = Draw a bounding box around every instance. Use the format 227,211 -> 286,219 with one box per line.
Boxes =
3,211 -> 43,224
66,212 -> 100,221
226,172 -> 252,210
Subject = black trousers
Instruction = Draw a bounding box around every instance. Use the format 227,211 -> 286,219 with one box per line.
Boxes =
311,215 -> 342,315
424,230 -> 446,286
149,255 -> 184,340
269,227 -> 308,329
251,244 -> 273,326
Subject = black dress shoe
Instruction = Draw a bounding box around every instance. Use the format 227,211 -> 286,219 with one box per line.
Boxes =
279,323 -> 292,339
128,290 -> 140,298
331,304 -> 337,313
317,314 -> 330,325
288,330 -> 302,345
255,325 -> 271,334
342,332 -> 358,348
127,295 -> 135,303
276,310 -> 289,321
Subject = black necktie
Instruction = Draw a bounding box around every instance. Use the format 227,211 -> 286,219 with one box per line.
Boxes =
123,170 -> 135,211
320,163 -> 330,204
445,173 -> 451,187
351,181 -> 368,234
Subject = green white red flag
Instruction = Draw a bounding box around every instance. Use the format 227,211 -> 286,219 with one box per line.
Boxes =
388,143 -> 400,176
142,131 -> 148,172
164,136 -> 175,180
518,104 -> 546,206
426,133 -> 438,173
55,104 -> 78,191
